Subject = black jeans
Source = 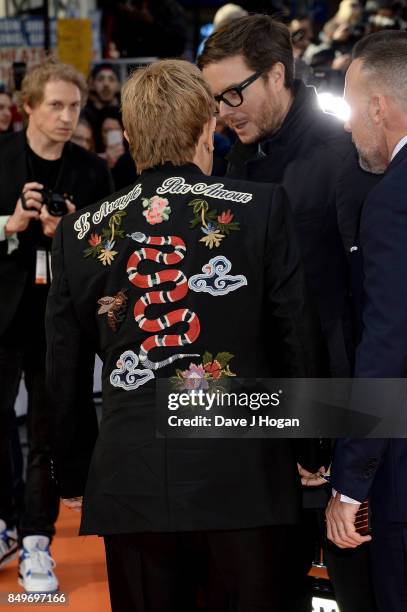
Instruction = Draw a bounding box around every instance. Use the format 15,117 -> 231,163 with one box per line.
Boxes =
0,341 -> 59,543
0,346 -> 22,528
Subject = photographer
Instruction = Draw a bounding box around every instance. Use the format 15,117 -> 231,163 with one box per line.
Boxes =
0,59 -> 113,593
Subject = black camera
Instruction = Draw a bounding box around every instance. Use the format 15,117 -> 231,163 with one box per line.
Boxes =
41,190 -> 68,217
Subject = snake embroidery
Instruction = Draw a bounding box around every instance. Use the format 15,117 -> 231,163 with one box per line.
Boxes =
126,232 -> 200,370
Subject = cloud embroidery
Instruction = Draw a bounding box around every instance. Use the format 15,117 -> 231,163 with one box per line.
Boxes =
110,350 -> 154,391
188,256 -> 247,296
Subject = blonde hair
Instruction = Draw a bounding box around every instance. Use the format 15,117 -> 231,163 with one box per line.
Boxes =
21,58 -> 87,109
121,59 -> 216,173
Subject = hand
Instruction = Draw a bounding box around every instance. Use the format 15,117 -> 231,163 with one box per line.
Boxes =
62,496 -> 83,513
5,182 -> 43,234
298,463 -> 328,487
40,198 -> 75,238
326,494 -> 372,548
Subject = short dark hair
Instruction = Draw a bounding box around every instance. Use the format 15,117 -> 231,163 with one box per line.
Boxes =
353,30 -> 407,64
197,15 -> 294,89
353,31 -> 407,110
90,62 -> 120,81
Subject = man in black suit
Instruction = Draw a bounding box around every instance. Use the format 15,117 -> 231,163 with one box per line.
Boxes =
199,15 -> 379,611
327,31 -> 407,612
0,59 -> 113,592
46,58 -> 323,612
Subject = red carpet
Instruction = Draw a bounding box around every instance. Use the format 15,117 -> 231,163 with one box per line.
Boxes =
0,505 -> 110,611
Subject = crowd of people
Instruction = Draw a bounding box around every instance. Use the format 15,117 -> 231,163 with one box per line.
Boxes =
0,3 -> 407,612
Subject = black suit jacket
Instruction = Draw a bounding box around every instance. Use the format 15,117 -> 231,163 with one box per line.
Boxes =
227,81 -> 379,376
332,144 -> 407,524
0,130 -> 114,338
46,163 -> 324,535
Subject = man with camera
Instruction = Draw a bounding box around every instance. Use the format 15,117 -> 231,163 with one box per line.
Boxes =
0,59 -> 113,592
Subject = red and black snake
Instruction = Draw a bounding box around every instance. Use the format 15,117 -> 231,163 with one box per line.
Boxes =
126,232 -> 200,370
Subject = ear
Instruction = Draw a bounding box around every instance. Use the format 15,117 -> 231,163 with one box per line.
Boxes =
368,94 -> 385,126
267,62 -> 286,92
202,116 -> 216,153
23,102 -> 33,117
123,130 -> 129,144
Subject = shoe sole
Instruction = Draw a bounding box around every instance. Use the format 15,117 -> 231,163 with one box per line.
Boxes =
18,577 -> 59,594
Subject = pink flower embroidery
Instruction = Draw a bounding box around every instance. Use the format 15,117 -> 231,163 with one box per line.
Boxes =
181,363 -> 209,390
142,195 -> 171,225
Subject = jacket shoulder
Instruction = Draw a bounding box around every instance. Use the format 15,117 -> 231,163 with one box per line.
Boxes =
211,172 -> 281,199
62,181 -> 141,238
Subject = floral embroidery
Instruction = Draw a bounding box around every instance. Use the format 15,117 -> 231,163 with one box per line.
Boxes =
88,233 -> 102,247
188,199 -> 240,249
217,210 -> 234,225
200,223 -> 224,249
204,359 -> 222,379
173,351 -> 236,391
142,195 -> 171,225
180,363 -> 209,391
97,289 -> 128,332
83,211 -> 126,266
98,241 -> 118,266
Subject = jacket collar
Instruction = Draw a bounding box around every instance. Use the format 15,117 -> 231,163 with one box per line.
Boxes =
140,162 -> 204,179
387,138 -> 407,173
228,80 -> 321,164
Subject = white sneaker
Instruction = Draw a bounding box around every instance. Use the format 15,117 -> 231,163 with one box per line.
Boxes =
0,519 -> 17,568
18,536 -> 59,593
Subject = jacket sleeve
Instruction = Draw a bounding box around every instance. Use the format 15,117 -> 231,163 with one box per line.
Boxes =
332,183 -> 407,499
264,185 -> 326,377
46,220 -> 97,498
331,438 -> 389,502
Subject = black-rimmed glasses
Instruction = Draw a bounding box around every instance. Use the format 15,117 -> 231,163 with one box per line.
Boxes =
214,71 -> 263,108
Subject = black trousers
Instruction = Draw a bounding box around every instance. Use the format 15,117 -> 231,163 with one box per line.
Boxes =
0,346 -> 22,528
0,343 -> 59,542
104,526 -> 296,612
325,540 -> 377,612
370,523 -> 407,612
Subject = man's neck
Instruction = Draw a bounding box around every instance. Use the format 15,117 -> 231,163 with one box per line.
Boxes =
280,89 -> 294,127
26,125 -> 64,160
257,88 -> 294,146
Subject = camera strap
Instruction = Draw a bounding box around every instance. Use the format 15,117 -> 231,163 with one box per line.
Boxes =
25,141 -> 66,192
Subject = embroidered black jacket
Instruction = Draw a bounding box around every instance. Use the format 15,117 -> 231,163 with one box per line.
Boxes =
46,163 -> 324,535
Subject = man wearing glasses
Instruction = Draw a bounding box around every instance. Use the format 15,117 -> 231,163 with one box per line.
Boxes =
199,14 -> 379,612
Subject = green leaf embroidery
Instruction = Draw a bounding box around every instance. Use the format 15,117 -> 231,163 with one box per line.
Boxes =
215,352 -> 234,368
83,212 -> 127,264
202,351 -> 213,366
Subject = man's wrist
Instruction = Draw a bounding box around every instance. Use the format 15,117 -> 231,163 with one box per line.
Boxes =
4,216 -> 17,236
332,488 -> 361,504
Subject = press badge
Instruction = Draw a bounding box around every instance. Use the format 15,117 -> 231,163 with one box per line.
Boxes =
35,249 -> 47,284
